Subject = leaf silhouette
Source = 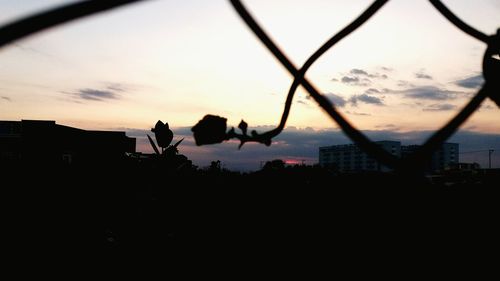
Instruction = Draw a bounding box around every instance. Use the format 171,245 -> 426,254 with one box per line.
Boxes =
147,134 -> 160,155
172,138 -> 184,148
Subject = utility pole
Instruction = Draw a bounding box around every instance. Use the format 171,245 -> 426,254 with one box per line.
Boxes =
489,149 -> 494,169
459,149 -> 496,169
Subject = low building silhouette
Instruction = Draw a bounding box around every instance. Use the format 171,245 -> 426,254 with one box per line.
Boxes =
0,120 -> 135,167
319,140 -> 458,173
401,142 -> 458,172
319,141 -> 400,172
450,162 -> 481,171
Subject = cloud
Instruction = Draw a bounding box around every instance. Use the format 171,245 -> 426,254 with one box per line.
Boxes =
334,68 -> 388,87
349,94 -> 384,106
400,101 -> 424,107
79,89 -> 119,101
350,69 -> 369,76
455,74 -> 484,89
67,88 -> 121,102
375,124 -> 399,130
380,66 -> 393,72
361,78 -> 372,86
415,70 -> 433,80
323,93 -> 347,107
106,83 -> 127,92
341,76 -> 359,83
330,78 -> 338,82
480,104 -> 495,110
349,68 -> 388,79
363,88 -> 390,95
119,128 -> 150,138
398,86 -> 466,100
397,80 -> 414,88
13,43 -> 54,59
422,103 -> 457,111
365,88 -> 384,95
366,88 -> 380,94
341,76 -> 371,86
124,126 -> 500,171
1,96 -> 11,102
345,111 -> 371,116
416,73 -> 432,79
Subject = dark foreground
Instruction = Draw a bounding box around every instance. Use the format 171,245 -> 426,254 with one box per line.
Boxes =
2,163 -> 498,271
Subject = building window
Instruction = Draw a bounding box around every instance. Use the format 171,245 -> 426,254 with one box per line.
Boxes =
62,154 -> 73,164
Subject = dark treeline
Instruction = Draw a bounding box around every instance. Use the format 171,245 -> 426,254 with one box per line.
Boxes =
2,156 -> 498,266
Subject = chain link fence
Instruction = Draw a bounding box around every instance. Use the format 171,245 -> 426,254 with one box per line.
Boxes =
1,0 -> 498,175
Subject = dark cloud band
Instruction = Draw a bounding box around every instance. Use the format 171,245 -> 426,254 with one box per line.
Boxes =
455,74 -> 484,89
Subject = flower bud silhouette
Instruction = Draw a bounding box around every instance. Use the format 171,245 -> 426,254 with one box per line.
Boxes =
192,115 -> 228,145
238,120 -> 248,135
151,120 -> 173,148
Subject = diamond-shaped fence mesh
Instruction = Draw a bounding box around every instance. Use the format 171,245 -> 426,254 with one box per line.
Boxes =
1,0 -> 498,175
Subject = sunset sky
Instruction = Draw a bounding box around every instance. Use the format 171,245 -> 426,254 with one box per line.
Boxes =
0,0 -> 499,170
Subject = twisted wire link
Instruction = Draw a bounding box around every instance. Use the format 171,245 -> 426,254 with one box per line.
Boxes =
405,1 -> 497,171
230,0 -> 398,168
429,0 -> 489,43
230,0 -> 498,173
0,0 -> 497,174
0,0 -> 146,49
256,0 -> 390,159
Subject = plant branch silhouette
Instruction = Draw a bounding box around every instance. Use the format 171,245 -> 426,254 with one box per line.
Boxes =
193,0 -> 390,151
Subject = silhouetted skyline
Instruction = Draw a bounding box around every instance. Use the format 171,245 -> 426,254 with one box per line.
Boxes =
2,119 -> 498,171
125,125 -> 500,171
